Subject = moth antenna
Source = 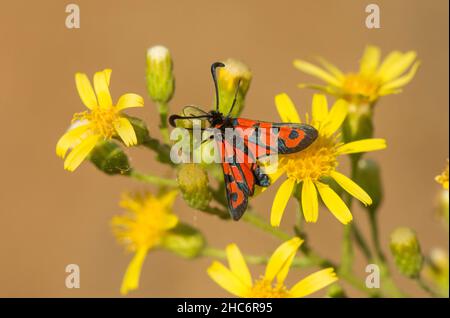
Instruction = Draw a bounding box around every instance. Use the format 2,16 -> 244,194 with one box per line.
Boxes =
211,62 -> 225,111
227,79 -> 241,117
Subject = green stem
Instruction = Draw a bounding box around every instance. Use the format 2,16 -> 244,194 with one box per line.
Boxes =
241,210 -> 291,241
157,102 -> 170,144
352,223 -> 373,260
368,210 -> 385,262
129,169 -> 178,187
142,136 -> 173,166
201,206 -> 230,219
416,275 -> 439,298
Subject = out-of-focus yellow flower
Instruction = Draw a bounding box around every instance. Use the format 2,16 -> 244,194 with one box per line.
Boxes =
111,190 -> 178,295
56,69 -> 144,171
435,160 -> 449,190
294,45 -> 420,104
270,93 -> 387,226
207,237 -> 337,298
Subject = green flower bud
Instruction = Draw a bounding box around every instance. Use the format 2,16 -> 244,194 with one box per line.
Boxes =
354,159 -> 383,212
89,141 -> 130,175
437,189 -> 449,225
326,284 -> 347,298
423,248 -> 449,297
390,227 -> 423,278
342,102 -> 374,143
177,164 -> 212,210
162,223 -> 206,259
146,45 -> 175,103
127,116 -> 172,164
126,116 -> 150,145
217,58 -> 252,117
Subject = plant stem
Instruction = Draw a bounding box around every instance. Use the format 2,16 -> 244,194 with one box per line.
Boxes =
416,275 -> 439,298
368,209 -> 385,262
129,169 -> 178,187
157,102 -> 170,144
241,210 -> 291,241
352,223 -> 373,260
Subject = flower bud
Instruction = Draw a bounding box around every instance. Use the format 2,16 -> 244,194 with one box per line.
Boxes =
436,189 -> 449,225
126,116 -> 150,145
177,164 -> 212,209
390,227 -> 423,278
162,223 -> 206,258
326,284 -> 347,298
146,45 -> 175,103
217,58 -> 252,117
423,248 -> 449,297
354,159 -> 383,212
89,141 -> 130,175
342,102 -> 374,143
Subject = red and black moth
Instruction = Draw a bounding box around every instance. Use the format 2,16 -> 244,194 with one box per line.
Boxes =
169,62 -> 318,221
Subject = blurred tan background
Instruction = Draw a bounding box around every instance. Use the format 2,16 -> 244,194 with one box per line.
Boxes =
0,0 -> 448,297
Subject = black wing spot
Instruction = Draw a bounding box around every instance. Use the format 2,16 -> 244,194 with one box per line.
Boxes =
289,130 -> 299,139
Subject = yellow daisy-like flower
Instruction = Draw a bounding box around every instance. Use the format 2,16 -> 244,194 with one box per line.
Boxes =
56,69 -> 144,171
270,93 -> 387,226
207,237 -> 337,298
111,190 -> 178,295
294,45 -> 420,103
435,160 -> 449,190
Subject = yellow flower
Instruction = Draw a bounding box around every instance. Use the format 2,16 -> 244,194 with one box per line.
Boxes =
294,45 -> 420,103
270,93 -> 387,226
435,160 -> 449,190
207,237 -> 337,298
111,190 -> 178,295
56,69 -> 144,171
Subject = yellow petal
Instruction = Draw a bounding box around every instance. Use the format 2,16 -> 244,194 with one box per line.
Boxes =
116,93 -> 144,111
298,83 -> 340,96
94,69 -> 113,108
289,268 -> 338,297
275,93 -> 301,123
75,73 -> 98,109
158,190 -> 179,208
275,247 -> 297,285
120,247 -> 148,295
271,178 -> 296,227
316,57 -> 344,80
114,117 -> 137,146
301,178 -> 319,223
321,99 -> 348,136
359,45 -> 381,76
265,237 -> 303,282
312,94 -> 329,123
378,51 -> 417,82
376,51 -> 402,77
207,261 -> 249,297
159,214 -> 179,231
330,171 -> 372,206
104,68 -> 112,86
56,123 -> 90,158
293,60 -> 342,87
226,244 -> 253,287
316,181 -> 353,224
379,61 -> 420,92
63,134 -> 99,171
337,138 -> 386,155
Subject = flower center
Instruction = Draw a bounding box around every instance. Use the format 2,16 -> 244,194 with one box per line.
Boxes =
112,196 -> 177,252
282,134 -> 340,182
247,277 -> 289,298
342,73 -> 380,101
73,108 -> 119,139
